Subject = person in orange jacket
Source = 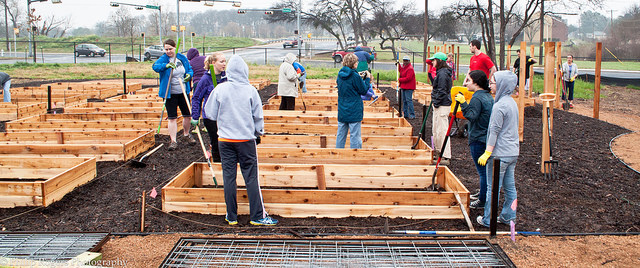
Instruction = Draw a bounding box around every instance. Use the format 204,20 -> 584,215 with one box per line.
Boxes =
398,55 -> 416,119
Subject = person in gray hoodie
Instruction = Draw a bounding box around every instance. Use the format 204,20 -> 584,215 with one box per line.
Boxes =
476,70 -> 520,227
0,72 -> 10,102
203,55 -> 278,226
277,53 -> 300,110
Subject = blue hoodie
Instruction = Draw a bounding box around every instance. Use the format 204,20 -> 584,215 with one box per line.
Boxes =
336,66 -> 369,123
353,46 -> 374,72
487,71 -> 519,157
191,70 -> 227,120
203,55 -> 264,140
152,53 -> 193,98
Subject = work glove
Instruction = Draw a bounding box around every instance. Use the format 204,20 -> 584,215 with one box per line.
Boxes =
570,77 -> 575,82
190,119 -> 199,127
255,136 -> 261,145
184,73 -> 191,82
455,93 -> 466,104
478,151 -> 492,166
166,62 -> 176,69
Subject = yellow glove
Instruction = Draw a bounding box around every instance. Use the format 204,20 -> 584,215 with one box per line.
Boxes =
478,150 -> 492,166
570,77 -> 575,82
455,93 -> 466,104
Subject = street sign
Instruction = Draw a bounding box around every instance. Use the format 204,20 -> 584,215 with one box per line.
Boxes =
282,8 -> 292,12
180,25 -> 186,31
171,25 -> 177,32
146,5 -> 160,10
13,28 -> 19,35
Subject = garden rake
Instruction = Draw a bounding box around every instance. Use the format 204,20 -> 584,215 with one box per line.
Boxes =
544,106 -> 559,180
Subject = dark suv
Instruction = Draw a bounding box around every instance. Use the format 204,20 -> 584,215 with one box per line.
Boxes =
331,46 -> 376,63
75,44 -> 106,57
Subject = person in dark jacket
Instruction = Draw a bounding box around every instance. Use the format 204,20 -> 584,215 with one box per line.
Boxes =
336,53 -> 369,149
0,72 -> 10,102
152,39 -> 195,151
429,52 -> 453,161
398,55 -> 416,119
191,52 -> 227,162
187,48 -> 206,90
353,46 -> 374,72
457,70 -> 494,209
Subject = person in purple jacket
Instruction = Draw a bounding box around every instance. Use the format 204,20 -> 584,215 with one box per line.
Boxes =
191,52 -> 227,162
187,48 -> 206,90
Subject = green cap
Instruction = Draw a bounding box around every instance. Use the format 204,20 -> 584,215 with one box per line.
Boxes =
428,52 -> 447,61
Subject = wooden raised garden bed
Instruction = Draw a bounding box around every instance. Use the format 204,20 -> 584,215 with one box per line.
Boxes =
0,157 -> 96,208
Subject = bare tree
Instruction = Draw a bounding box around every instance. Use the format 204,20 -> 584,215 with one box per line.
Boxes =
35,14 -> 71,37
364,3 -> 423,59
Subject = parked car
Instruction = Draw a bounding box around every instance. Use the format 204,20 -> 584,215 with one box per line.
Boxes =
331,46 -> 377,63
74,44 -> 106,57
283,39 -> 303,48
144,45 -> 165,60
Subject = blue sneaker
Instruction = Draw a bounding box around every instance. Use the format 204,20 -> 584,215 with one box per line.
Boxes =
250,216 -> 278,226
225,217 -> 238,226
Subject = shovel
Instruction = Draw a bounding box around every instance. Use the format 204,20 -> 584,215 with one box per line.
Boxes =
429,100 -> 460,191
130,144 -> 164,168
544,106 -> 559,179
411,100 -> 433,149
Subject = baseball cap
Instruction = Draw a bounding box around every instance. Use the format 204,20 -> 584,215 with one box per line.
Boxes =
428,52 -> 447,61
402,55 -> 410,61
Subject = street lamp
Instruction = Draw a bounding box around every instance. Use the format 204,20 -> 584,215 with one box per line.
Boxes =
26,0 -> 62,62
110,2 -> 163,45
179,0 -> 242,43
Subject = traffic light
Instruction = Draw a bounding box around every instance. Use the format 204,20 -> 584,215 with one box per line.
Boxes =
264,11 -> 273,15
141,32 -> 145,37
110,3 -> 119,7
135,6 -> 144,10
191,32 -> 196,37
294,30 -> 299,35
307,33 -> 312,38
237,10 -> 246,14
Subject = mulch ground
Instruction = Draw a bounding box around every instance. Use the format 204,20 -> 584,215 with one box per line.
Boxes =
1,84 -> 639,235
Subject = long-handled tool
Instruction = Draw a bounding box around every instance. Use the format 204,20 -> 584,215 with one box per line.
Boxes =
297,75 -> 306,111
558,64 -> 570,111
429,100 -> 461,191
178,79 -> 218,186
157,38 -> 182,134
412,100 -> 433,149
130,144 -> 164,168
544,106 -> 559,180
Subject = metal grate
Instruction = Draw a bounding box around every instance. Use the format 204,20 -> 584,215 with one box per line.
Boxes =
161,238 -> 516,267
0,233 -> 108,261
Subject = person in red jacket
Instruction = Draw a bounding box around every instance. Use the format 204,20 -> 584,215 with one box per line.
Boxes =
399,55 -> 417,119
424,58 -> 437,84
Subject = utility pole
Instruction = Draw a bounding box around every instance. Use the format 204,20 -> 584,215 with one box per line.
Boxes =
176,0 -> 180,41
297,0 -> 301,59
422,0 -> 428,72
4,2 -> 9,51
538,0 -> 544,63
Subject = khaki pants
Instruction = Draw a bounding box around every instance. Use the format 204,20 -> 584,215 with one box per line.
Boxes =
432,105 -> 451,159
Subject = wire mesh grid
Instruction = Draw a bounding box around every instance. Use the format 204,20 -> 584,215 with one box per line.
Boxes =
0,233 -> 108,261
161,238 -> 515,267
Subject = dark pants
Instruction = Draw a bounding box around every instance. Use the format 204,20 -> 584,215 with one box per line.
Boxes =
279,96 -> 296,110
428,73 -> 435,84
165,93 -> 191,119
202,119 -> 221,162
219,140 -> 265,222
562,80 -> 574,101
469,141 -> 488,205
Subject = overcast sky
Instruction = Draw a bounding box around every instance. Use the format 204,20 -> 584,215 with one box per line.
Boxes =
31,0 -> 636,29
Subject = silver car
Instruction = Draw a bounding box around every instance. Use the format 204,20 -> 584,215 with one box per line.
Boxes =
144,45 -> 165,60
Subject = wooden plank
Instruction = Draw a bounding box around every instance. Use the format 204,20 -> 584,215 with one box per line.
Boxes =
257,147 -> 431,165
0,130 -> 150,144
265,116 -> 409,127
265,123 -> 412,136
262,110 -> 392,118
164,162 -> 196,188
5,119 -> 181,132
0,195 -> 42,207
42,158 -> 97,206
316,165 -> 326,190
263,104 -> 391,113
123,131 -> 156,161
41,112 -> 161,121
260,135 -> 429,150
163,202 -> 462,219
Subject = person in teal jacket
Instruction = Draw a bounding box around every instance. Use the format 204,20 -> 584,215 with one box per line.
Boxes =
336,53 -> 369,149
152,39 -> 195,151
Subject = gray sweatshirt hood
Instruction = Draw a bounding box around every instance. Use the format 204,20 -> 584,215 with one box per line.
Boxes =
283,53 -> 296,64
494,70 -> 517,103
225,54 -> 250,85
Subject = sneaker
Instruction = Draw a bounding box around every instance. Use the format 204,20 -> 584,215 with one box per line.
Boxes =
476,216 -> 489,227
469,199 -> 484,209
184,134 -> 196,145
250,216 -> 279,226
225,217 -> 238,226
470,192 -> 480,200
167,141 -> 178,151
569,103 -> 574,108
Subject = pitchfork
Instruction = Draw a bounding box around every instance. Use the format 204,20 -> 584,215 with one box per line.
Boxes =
544,106 -> 559,180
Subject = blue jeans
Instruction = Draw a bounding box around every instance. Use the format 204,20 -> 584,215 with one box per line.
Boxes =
401,89 -> 415,119
335,121 -> 362,149
469,141 -> 488,205
300,73 -> 307,93
2,80 -> 10,102
481,156 -> 518,225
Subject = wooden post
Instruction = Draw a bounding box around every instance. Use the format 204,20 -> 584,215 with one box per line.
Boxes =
123,70 -> 127,95
555,42 -> 563,108
530,45 -> 535,99
539,93 -> 555,173
507,45 -> 511,70
320,136 -> 327,148
316,165 -> 326,190
544,42 -> 556,135
518,42 -> 526,142
594,42 -> 602,119
140,190 -> 145,232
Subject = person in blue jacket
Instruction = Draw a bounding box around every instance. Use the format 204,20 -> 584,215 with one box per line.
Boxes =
336,53 -> 369,149
190,52 -> 227,162
353,46 -> 374,72
152,39 -> 195,151
292,60 -> 307,93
